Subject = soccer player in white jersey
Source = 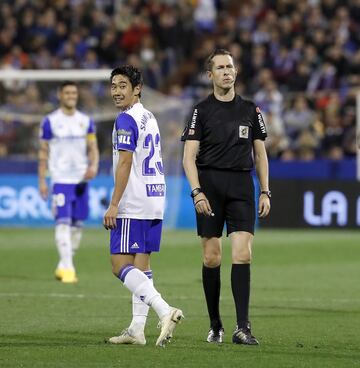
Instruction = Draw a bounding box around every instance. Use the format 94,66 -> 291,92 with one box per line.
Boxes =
103,65 -> 183,347
38,81 -> 99,283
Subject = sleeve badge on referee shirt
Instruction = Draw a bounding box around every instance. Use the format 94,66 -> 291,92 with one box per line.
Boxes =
239,125 -> 249,139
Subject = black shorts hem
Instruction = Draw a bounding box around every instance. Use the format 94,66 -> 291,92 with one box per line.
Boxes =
197,230 -> 223,238
227,227 -> 254,236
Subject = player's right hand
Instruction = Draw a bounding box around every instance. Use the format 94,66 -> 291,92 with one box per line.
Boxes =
194,192 -> 213,217
39,182 -> 48,200
83,165 -> 98,181
103,204 -> 118,230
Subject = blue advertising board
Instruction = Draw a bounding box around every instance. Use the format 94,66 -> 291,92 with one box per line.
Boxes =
0,175 -> 197,228
0,174 -> 260,229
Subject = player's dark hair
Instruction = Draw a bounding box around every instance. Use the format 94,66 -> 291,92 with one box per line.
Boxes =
205,49 -> 233,71
110,65 -> 143,98
59,80 -> 78,90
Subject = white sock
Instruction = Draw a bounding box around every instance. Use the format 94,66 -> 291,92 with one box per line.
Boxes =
55,223 -> 74,270
128,270 -> 152,334
119,265 -> 170,320
71,225 -> 82,255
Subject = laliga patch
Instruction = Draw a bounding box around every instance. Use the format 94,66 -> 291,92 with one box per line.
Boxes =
146,184 -> 165,197
117,128 -> 132,136
239,125 -> 249,139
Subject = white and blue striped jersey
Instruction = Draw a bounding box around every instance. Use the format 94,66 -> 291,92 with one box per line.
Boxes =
112,102 -> 165,220
40,108 -> 95,184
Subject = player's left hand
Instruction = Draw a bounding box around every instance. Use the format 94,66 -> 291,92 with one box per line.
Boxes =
258,195 -> 270,218
83,165 -> 98,181
103,204 -> 118,230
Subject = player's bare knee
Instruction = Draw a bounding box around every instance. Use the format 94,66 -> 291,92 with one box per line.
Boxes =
232,249 -> 252,264
232,256 -> 251,264
203,252 -> 222,267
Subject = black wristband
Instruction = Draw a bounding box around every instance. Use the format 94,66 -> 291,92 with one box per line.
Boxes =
194,199 -> 205,206
190,187 -> 202,198
260,190 -> 271,199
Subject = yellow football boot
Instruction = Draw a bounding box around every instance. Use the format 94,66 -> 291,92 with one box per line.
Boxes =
55,268 -> 78,283
54,268 -> 65,281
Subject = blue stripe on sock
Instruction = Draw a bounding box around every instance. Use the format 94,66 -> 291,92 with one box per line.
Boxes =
144,270 -> 153,279
118,264 -> 135,282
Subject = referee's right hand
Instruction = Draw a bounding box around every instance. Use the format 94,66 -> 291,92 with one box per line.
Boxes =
194,192 -> 213,217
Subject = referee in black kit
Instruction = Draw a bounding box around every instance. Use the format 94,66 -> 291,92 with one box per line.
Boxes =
182,49 -> 270,345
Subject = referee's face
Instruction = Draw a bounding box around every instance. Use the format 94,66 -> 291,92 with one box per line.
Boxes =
111,74 -> 140,111
208,55 -> 237,90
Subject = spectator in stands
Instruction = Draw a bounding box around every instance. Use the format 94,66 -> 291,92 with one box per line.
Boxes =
283,95 -> 316,142
263,111 -> 290,159
0,0 -> 359,161
254,80 -> 283,121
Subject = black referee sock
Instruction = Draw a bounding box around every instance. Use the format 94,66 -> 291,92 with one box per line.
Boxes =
231,263 -> 250,328
202,264 -> 222,330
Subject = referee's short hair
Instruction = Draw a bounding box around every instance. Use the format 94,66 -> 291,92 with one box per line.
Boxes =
205,49 -> 233,71
110,65 -> 143,97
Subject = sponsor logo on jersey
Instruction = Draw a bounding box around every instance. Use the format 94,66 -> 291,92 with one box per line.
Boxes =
146,183 -> 165,197
131,242 -> 140,249
239,125 -> 249,139
117,128 -> 132,136
188,128 -> 195,135
118,135 -> 131,145
190,109 -> 198,129
256,107 -> 267,134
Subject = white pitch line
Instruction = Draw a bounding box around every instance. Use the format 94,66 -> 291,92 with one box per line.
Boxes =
0,292 -> 359,305
0,292 -> 120,299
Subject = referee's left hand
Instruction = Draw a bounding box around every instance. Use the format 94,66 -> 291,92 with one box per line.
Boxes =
258,195 -> 270,218
194,192 -> 213,217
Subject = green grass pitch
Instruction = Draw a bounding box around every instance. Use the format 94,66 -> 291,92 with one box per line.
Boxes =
0,228 -> 359,368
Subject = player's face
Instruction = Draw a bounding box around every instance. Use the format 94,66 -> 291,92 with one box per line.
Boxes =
58,85 -> 78,110
111,74 -> 140,110
208,54 -> 237,90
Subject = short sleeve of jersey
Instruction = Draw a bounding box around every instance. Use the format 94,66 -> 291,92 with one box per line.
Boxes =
252,105 -> 267,141
115,112 -> 139,152
181,107 -> 203,141
87,118 -> 96,134
39,117 -> 52,140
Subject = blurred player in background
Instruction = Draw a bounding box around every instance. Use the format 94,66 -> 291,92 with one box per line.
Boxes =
38,81 -> 99,283
182,49 -> 270,345
103,65 -> 183,347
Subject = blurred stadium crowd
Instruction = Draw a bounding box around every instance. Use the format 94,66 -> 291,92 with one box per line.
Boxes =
0,0 -> 359,161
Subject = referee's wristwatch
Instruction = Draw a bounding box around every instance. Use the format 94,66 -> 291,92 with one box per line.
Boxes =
260,190 -> 271,199
190,187 -> 202,198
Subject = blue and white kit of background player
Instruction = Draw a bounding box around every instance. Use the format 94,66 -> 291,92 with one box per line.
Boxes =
40,108 -> 96,274
110,102 -> 166,255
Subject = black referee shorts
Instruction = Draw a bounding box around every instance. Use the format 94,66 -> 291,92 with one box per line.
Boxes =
196,168 -> 255,238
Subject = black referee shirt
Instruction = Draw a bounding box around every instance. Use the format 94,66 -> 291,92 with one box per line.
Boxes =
181,94 -> 267,170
